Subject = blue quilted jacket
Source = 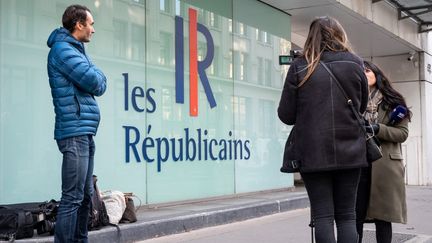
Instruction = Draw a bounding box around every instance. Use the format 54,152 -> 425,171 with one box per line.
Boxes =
47,27 -> 107,140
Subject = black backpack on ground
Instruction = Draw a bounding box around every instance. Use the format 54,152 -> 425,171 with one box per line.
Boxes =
88,175 -> 110,230
0,200 -> 60,240
0,207 -> 34,240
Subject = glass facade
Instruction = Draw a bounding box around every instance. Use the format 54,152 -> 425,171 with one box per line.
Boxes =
0,0 -> 292,204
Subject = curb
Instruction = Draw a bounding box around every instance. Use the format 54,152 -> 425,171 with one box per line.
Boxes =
18,194 -> 309,243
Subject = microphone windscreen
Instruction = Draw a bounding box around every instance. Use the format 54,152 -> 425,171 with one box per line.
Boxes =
389,105 -> 407,125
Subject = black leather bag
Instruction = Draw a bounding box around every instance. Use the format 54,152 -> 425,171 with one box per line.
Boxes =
280,126 -> 301,173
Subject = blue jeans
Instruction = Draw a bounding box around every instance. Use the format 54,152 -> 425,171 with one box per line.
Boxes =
55,135 -> 95,243
302,168 -> 361,243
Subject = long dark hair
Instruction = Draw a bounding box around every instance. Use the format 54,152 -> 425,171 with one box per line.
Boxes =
300,16 -> 352,86
364,60 -> 412,121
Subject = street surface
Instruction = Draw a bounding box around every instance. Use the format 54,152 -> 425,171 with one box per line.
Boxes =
139,186 -> 432,243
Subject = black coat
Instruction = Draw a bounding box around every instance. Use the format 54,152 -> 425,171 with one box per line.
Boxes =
278,51 -> 369,172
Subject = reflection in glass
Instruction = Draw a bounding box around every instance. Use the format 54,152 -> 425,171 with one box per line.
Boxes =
232,96 -> 247,138
3,0 -> 34,41
159,32 -> 172,65
257,57 -> 263,85
259,100 -> 275,138
113,19 -> 128,59
265,59 -> 272,86
160,0 -> 172,14
208,12 -> 219,28
240,52 -> 247,81
162,88 -> 172,121
255,29 -> 260,41
0,0 -> 292,204
175,0 -> 181,15
132,23 -> 145,61
209,46 -> 219,76
234,22 -> 247,36
198,42 -> 206,62
229,50 -> 233,79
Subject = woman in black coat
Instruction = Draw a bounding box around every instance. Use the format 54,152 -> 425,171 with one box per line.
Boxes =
278,16 -> 369,243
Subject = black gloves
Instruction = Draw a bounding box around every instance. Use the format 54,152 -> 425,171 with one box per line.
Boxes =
365,123 -> 380,134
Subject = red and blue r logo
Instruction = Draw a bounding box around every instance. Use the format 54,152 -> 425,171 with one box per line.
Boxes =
175,8 -> 216,117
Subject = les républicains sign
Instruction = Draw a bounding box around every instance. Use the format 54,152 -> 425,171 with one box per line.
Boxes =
122,8 -> 251,172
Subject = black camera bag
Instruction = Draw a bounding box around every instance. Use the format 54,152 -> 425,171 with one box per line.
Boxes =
0,200 -> 60,239
0,207 -> 34,240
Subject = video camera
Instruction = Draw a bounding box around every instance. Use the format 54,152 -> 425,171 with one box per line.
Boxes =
34,200 -> 58,235
35,215 -> 56,235
279,49 -> 302,65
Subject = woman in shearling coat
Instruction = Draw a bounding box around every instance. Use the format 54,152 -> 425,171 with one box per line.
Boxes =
278,16 -> 369,243
356,61 -> 411,243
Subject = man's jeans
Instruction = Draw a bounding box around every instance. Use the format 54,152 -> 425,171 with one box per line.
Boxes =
302,168 -> 361,243
55,135 -> 95,243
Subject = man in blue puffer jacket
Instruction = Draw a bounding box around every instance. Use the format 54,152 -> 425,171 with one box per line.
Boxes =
47,4 -> 106,243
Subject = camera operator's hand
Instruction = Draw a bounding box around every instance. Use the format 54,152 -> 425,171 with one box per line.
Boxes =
365,123 -> 380,134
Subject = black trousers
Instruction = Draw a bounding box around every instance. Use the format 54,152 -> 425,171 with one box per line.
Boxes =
302,168 -> 361,243
356,166 -> 392,243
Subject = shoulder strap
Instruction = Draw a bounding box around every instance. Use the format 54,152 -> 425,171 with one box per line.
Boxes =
319,61 -> 367,134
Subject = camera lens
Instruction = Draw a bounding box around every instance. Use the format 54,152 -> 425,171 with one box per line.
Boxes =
36,219 -> 56,235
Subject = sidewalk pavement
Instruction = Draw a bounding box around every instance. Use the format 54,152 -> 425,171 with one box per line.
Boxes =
138,186 -> 432,243
21,186 -> 309,243
363,185 -> 432,243
16,185 -> 432,243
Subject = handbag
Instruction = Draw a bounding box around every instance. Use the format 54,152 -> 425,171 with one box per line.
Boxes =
280,126 -> 301,173
366,125 -> 382,162
101,190 -> 126,225
320,61 -> 382,163
120,193 -> 141,223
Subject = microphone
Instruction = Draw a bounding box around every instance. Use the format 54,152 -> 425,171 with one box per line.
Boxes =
388,105 -> 408,125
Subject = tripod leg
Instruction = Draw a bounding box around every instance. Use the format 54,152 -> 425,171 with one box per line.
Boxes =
309,211 -> 315,243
